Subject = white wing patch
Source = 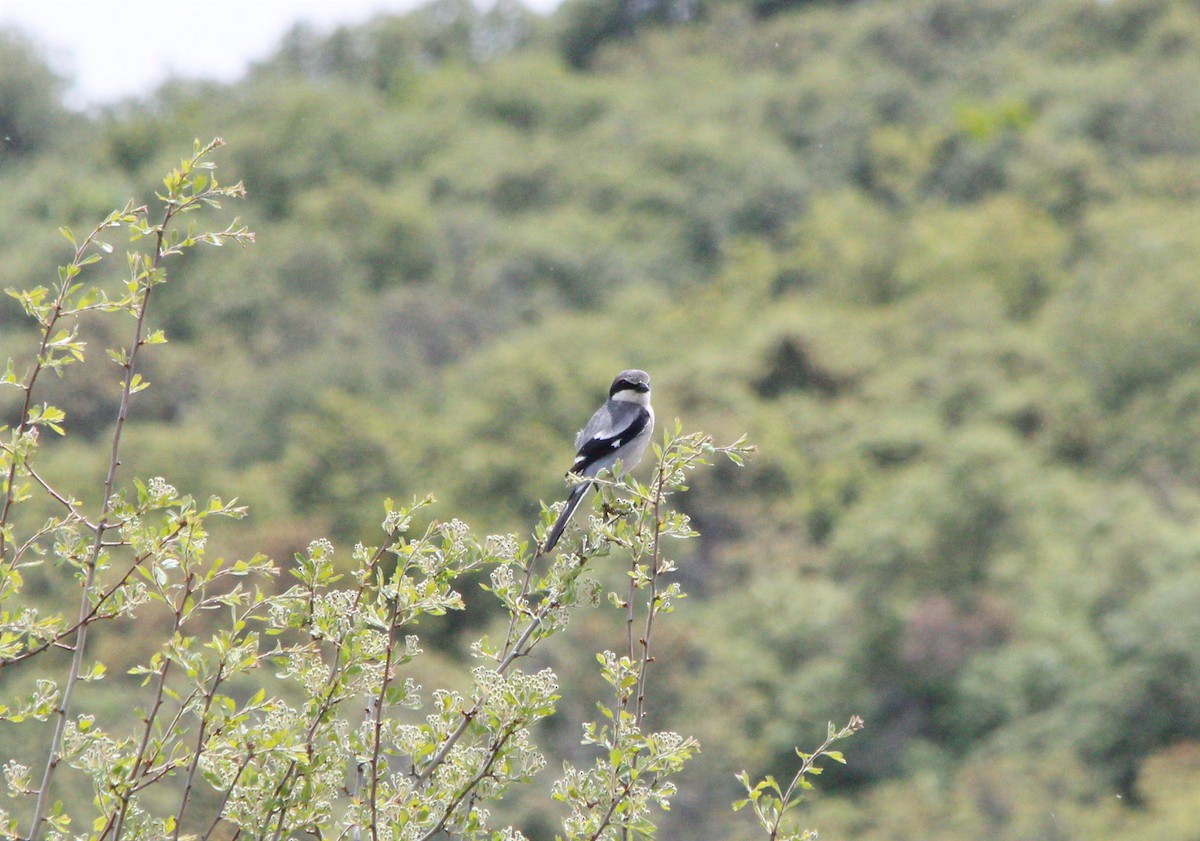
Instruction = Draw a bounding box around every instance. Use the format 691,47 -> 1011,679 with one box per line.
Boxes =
576,434 -> 623,460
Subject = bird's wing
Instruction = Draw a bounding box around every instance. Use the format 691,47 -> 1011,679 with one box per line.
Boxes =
571,400 -> 651,474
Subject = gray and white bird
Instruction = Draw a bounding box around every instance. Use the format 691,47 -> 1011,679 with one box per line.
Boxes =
542,369 -> 655,553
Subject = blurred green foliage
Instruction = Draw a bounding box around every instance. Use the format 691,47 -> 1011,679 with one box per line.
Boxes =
5,0 -> 1200,837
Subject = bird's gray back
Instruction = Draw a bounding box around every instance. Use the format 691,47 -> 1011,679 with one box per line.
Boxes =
576,399 -> 642,449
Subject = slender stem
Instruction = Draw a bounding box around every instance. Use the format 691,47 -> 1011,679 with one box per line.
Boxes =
0,204 -> 146,567
766,717 -> 864,840
500,540 -> 545,660
587,777 -> 635,841
111,556 -> 199,840
351,541 -> 390,612
171,579 -> 262,840
412,590 -> 558,788
634,467 -> 666,727
109,655 -> 174,838
415,726 -> 518,841
200,746 -> 255,841
606,447 -> 684,841
28,206 -> 170,839
266,528 -> 407,841
0,218 -> 106,564
171,670 -> 225,840
266,638 -> 350,841
10,521 -> 73,572
270,531 -> 433,837
1,521 -> 185,670
0,452 -> 97,531
626,551 -> 637,663
368,586 -> 405,841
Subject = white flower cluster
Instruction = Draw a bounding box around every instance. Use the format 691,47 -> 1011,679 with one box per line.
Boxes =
146,476 -> 178,502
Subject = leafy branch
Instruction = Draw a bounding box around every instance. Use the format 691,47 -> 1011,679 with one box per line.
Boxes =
550,428 -> 754,841
0,138 -> 855,841
735,716 -> 866,841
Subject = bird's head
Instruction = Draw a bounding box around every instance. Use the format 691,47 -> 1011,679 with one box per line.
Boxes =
609,369 -> 651,404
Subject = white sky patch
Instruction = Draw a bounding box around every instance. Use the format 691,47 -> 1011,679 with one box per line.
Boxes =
0,0 -> 553,109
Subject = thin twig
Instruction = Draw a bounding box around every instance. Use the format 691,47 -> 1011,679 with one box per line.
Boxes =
415,725 -> 519,841
29,197 -> 172,838
200,746 -> 255,841
588,777 -> 635,841
625,547 -> 637,667
111,539 -> 200,840
273,528 -> 432,838
500,539 -> 545,660
766,717 -> 864,841
634,465 -> 667,727
0,210 -> 125,565
1,521 -> 186,670
266,636 -> 351,841
170,669 -> 225,840
0,446 -> 98,534
172,596 -> 263,840
368,569 -> 407,841
410,585 -> 561,790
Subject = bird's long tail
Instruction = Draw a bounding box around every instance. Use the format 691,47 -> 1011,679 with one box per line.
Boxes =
542,481 -> 591,554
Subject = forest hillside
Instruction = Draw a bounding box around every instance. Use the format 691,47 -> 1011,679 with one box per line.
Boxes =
4,0 -> 1200,837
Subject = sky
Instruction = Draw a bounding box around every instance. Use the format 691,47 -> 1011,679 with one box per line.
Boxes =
0,0 -> 550,109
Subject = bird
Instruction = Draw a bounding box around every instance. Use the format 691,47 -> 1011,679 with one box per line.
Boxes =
541,369 -> 655,554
